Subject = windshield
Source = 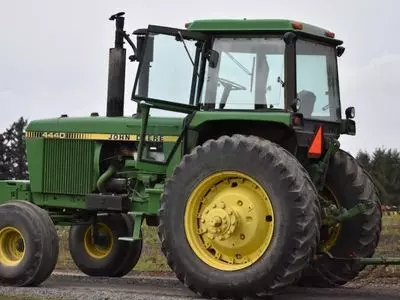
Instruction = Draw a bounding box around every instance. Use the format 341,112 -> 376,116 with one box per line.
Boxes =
296,39 -> 341,122
200,37 -> 285,110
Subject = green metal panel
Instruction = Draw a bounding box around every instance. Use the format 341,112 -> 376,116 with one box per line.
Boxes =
25,138 -> 44,192
25,116 -> 184,136
0,181 -> 31,204
186,19 -> 343,45
42,139 -> 94,195
189,111 -> 292,128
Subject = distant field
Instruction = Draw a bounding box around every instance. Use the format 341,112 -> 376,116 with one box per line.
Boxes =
55,215 -> 400,277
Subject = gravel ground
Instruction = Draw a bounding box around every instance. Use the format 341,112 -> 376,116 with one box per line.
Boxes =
0,272 -> 400,300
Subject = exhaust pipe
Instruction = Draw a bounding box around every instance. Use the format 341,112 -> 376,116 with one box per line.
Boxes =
106,12 -> 126,117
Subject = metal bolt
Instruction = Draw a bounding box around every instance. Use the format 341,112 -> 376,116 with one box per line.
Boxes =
237,200 -> 243,206
265,215 -> 273,222
218,202 -> 226,209
212,204 -> 217,208
236,254 -> 242,259
240,234 -> 245,240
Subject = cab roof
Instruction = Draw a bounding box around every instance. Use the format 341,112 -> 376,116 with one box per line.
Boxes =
185,19 -> 343,45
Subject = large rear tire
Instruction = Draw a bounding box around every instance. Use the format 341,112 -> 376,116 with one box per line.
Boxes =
158,135 -> 321,299
297,149 -> 382,287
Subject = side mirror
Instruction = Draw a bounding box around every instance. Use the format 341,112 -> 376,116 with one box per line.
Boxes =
345,106 -> 355,119
207,50 -> 219,68
135,35 -> 154,63
337,46 -> 345,57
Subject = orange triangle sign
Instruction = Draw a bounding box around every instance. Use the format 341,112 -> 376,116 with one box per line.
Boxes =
308,126 -> 323,157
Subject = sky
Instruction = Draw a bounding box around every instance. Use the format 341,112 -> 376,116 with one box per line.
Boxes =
0,0 -> 398,156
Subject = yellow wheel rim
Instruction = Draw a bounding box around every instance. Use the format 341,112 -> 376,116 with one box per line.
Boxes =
320,185 -> 341,252
184,171 -> 274,271
83,223 -> 114,259
0,227 -> 25,266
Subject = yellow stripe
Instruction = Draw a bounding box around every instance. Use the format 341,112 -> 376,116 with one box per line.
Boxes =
24,131 -> 179,142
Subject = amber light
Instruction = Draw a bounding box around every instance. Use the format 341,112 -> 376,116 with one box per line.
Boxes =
325,31 -> 335,38
291,21 -> 303,30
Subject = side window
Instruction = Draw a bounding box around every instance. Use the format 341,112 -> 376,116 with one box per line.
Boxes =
297,54 -> 329,118
296,39 -> 340,121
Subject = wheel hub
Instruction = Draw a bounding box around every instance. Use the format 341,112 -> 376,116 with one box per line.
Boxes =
200,201 -> 237,240
184,171 -> 275,271
0,227 -> 26,266
84,223 -> 114,259
320,186 -> 341,252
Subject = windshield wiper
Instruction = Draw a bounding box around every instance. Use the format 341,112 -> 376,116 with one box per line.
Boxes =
225,52 -> 255,92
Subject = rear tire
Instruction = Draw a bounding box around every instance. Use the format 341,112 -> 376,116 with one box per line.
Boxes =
297,149 -> 382,287
158,135 -> 321,299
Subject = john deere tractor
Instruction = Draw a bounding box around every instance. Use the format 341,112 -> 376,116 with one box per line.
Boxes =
0,12 -> 386,299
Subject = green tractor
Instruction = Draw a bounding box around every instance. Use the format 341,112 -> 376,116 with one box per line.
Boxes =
0,12 -> 385,299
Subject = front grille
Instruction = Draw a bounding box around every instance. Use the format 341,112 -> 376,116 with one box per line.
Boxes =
43,139 -> 94,195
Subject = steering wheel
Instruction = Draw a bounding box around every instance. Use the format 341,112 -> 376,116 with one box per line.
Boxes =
218,77 -> 247,91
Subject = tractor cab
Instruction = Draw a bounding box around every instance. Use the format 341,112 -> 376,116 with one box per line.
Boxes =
129,19 -> 347,125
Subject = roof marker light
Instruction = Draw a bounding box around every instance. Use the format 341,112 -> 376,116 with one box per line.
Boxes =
325,31 -> 335,38
291,22 -> 303,30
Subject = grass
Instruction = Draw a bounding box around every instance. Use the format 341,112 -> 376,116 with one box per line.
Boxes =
54,215 -> 400,277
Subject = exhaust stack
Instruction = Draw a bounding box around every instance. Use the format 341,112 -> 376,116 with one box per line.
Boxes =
106,12 -> 126,117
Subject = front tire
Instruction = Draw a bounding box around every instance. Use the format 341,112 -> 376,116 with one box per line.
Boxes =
111,214 -> 143,277
0,200 -> 58,287
69,214 -> 131,277
158,135 -> 321,299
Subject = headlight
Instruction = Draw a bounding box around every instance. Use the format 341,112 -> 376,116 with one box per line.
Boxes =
345,106 -> 355,119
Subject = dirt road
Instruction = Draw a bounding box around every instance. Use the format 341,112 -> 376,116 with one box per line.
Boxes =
0,272 -> 399,300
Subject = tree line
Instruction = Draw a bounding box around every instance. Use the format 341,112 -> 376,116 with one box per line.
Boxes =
0,117 -> 399,205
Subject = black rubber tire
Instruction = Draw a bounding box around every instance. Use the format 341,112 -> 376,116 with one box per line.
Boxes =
110,214 -> 143,277
7,201 -> 59,286
158,134 -> 321,299
68,214 -> 131,277
297,149 -> 382,287
0,201 -> 55,287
